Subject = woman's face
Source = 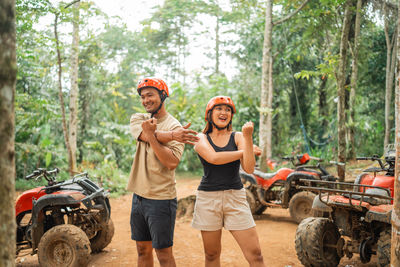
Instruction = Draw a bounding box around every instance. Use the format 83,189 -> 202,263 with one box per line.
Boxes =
211,104 -> 232,128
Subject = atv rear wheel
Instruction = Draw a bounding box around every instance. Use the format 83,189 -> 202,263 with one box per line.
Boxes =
246,188 -> 267,215
289,191 -> 316,223
38,224 -> 91,267
297,217 -> 341,267
90,219 -> 115,253
377,228 -> 391,267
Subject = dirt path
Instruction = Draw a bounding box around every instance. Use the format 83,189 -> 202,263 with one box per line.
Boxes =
16,178 -> 377,267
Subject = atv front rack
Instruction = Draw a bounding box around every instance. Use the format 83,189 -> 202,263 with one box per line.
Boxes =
297,179 -> 392,211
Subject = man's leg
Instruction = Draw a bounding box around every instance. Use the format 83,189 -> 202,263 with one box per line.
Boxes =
131,194 -> 153,266
155,246 -> 176,267
201,230 -> 222,267
136,241 -> 154,267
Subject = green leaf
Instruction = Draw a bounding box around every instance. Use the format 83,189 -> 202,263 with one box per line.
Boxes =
45,152 -> 52,167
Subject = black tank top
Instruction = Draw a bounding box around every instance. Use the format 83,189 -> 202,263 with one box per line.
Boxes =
197,132 -> 243,191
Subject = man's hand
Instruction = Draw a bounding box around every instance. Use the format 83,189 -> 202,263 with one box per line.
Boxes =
141,118 -> 157,140
253,144 -> 262,157
172,122 -> 199,145
242,121 -> 254,139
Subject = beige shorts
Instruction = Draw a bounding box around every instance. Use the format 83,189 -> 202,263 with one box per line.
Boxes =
191,188 -> 256,231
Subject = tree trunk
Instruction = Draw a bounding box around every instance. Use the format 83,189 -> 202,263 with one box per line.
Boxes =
348,0 -> 362,160
54,13 -> 74,176
259,0 -> 273,172
0,0 -> 17,264
391,2 -> 400,264
68,2 -> 80,174
215,15 -> 220,74
337,0 -> 352,181
384,2 -> 397,150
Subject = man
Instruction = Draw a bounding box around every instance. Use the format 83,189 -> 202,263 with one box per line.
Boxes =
127,77 -> 198,267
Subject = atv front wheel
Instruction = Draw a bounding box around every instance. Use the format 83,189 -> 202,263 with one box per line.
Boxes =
38,224 -> 91,267
297,217 -> 341,267
295,217 -> 317,267
289,191 -> 315,223
377,228 -> 391,267
90,219 -> 115,253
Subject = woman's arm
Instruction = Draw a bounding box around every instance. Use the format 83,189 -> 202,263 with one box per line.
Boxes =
236,122 -> 256,173
194,133 -> 243,165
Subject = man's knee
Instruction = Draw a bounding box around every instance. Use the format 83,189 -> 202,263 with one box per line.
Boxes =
155,247 -> 174,264
136,242 -> 153,257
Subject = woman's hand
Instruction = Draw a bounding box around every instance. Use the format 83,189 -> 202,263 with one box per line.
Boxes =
242,121 -> 254,139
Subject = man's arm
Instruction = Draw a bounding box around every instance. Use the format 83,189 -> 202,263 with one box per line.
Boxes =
194,133 -> 243,165
131,115 -> 198,145
141,118 -> 180,170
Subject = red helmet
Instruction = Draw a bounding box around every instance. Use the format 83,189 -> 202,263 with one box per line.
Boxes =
137,77 -> 169,97
205,96 -> 236,121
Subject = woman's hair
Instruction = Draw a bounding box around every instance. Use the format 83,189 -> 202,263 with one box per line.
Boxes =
202,106 -> 233,134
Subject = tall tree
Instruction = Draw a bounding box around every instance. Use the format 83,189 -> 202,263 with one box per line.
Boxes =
259,0 -> 310,171
0,0 -> 17,264
68,1 -> 80,174
384,1 -> 397,150
348,0 -> 362,160
336,0 -> 353,181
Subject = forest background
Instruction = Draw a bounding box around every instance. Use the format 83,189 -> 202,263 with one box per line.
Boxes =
15,0 -> 397,194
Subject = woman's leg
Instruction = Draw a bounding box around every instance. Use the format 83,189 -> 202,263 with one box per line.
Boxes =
201,230 -> 222,267
230,227 -> 265,267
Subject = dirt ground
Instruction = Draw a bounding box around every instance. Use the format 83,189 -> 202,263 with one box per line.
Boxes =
16,178 -> 378,267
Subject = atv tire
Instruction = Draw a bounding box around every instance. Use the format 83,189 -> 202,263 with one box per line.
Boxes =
295,217 -> 317,267
296,217 -> 341,267
90,218 -> 115,253
377,228 -> 391,267
246,189 -> 267,215
289,191 -> 316,223
38,224 -> 91,267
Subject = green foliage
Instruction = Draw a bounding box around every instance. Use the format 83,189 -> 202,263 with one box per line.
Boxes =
14,0 -> 392,195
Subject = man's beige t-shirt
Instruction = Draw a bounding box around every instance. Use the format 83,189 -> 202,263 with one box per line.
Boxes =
127,113 -> 184,200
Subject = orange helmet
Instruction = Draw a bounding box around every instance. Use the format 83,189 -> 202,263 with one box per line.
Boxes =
205,96 -> 236,121
137,77 -> 169,97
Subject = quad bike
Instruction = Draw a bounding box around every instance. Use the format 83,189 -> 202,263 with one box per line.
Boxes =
295,180 -> 392,267
240,153 -> 337,223
16,168 -> 114,267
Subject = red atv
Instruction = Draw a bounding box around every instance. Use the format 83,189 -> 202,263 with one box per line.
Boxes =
240,153 -> 337,223
295,147 -> 395,266
16,168 -> 114,267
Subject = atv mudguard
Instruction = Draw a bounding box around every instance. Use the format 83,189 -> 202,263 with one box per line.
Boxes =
282,172 -> 319,206
311,195 -> 333,213
240,171 -> 257,184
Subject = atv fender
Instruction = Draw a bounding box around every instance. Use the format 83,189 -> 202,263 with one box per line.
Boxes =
31,194 -> 81,250
312,195 -> 333,213
365,205 -> 392,224
283,172 -> 318,206
240,171 -> 257,184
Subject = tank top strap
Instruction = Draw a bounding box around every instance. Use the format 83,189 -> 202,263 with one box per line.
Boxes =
206,132 -> 236,150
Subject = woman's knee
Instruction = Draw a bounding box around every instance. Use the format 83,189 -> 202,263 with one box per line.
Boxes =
246,248 -> 264,263
204,248 -> 221,262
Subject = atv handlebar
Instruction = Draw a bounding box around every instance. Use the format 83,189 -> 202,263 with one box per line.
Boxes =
25,168 -> 60,181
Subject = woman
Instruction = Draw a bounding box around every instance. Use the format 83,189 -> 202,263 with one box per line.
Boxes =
192,96 -> 265,267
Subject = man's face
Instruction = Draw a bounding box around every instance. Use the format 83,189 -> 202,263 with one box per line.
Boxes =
140,87 -> 161,113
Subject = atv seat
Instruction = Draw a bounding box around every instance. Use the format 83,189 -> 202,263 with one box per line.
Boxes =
253,169 -> 276,180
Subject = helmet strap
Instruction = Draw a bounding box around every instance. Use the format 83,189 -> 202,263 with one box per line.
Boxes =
150,91 -> 167,118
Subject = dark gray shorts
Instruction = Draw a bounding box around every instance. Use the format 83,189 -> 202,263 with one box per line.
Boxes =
130,194 -> 177,249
